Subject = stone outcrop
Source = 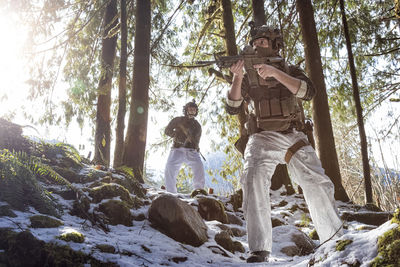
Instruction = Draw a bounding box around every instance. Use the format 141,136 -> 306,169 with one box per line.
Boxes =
196,196 -> 228,223
148,194 -> 208,247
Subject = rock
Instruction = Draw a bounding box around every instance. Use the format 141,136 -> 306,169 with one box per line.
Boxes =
272,217 -> 287,227
273,225 -> 316,257
96,244 -> 116,254
197,196 -> 228,223
0,205 -> 17,217
191,189 -> 208,198
89,183 -> 142,208
230,227 -> 246,237
97,200 -> 133,226
227,189 -> 242,212
1,229 -> 115,266
52,166 -> 81,183
30,215 -> 64,228
214,231 -> 245,253
341,211 -> 393,226
148,194 -> 208,247
226,212 -> 243,226
0,118 -> 31,153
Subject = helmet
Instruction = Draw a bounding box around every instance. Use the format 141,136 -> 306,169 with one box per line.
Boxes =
183,100 -> 198,117
248,21 -> 283,50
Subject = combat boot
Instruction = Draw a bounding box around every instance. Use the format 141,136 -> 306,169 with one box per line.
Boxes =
246,250 -> 270,263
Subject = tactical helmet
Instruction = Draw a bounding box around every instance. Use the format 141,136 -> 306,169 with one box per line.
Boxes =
248,21 -> 283,51
183,99 -> 198,117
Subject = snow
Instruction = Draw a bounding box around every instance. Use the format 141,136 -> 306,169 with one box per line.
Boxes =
0,169 -> 396,267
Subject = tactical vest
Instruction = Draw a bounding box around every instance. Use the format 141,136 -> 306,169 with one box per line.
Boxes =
245,59 -> 304,133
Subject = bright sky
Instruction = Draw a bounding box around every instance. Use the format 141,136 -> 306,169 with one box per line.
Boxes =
0,15 -> 30,118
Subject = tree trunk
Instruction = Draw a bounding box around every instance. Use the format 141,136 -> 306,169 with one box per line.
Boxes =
221,0 -> 237,56
122,0 -> 151,183
252,0 -> 295,195
339,0 -> 373,204
296,0 -> 350,201
113,0 -> 128,168
94,0 -> 118,167
251,0 -> 265,27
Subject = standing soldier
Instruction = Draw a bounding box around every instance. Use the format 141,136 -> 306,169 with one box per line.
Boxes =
163,100 -> 206,194
226,23 -> 343,263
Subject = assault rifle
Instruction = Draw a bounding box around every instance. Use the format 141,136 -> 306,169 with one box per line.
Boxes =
196,54 -> 283,69
196,46 -> 285,87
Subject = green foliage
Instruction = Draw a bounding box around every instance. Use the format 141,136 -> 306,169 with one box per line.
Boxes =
0,149 -> 61,217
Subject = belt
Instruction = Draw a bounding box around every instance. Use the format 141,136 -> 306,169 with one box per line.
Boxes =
284,139 -> 310,164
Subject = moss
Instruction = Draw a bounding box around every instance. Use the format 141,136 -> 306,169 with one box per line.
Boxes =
1,229 -> 115,266
58,230 -> 85,243
356,225 -> 376,231
296,214 -> 311,227
391,208 -> 400,224
371,226 -> 400,267
309,229 -> 319,240
89,184 -> 134,207
336,239 -> 353,251
30,215 -> 64,228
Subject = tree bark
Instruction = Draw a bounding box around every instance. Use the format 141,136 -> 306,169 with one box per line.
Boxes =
122,0 -> 151,183
94,0 -> 118,167
251,0 -> 265,27
339,0 -> 373,203
296,0 -> 350,201
113,0 -> 128,168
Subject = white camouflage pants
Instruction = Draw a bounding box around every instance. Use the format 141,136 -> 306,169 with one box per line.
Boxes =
242,130 -> 343,252
164,147 -> 205,193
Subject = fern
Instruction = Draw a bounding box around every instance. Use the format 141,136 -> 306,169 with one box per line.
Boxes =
0,149 -> 81,217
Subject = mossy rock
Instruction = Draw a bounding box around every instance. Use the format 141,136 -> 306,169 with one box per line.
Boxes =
30,215 -> 64,228
96,244 -> 116,254
309,229 -> 319,240
1,229 -> 115,266
391,208 -> 400,224
98,200 -> 133,226
0,205 -> 17,218
356,225 -> 376,231
371,226 -> 400,266
58,231 -> 85,243
0,228 -> 17,249
89,184 -> 135,207
70,196 -> 91,218
52,166 -> 80,183
336,239 -> 353,251
272,217 -> 287,227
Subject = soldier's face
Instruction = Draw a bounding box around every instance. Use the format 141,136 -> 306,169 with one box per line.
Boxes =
253,38 -> 270,48
187,106 -> 197,117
